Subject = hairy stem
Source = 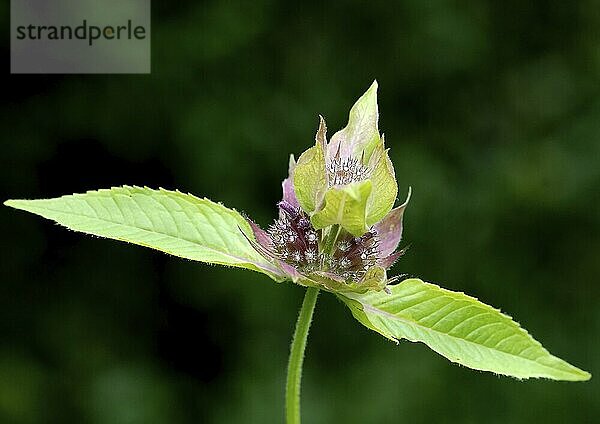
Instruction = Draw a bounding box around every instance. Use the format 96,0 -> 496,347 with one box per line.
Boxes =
286,287 -> 319,424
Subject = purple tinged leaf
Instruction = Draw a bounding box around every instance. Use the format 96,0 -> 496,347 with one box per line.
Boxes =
373,188 -> 411,258
378,248 -> 407,269
242,218 -> 303,281
282,154 -> 300,208
247,219 -> 272,250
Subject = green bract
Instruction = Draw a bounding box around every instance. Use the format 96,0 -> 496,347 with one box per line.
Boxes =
292,117 -> 327,214
311,179 -> 372,236
293,81 -> 398,236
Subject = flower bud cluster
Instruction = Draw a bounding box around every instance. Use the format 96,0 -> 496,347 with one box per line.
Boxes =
327,148 -> 370,187
268,201 -> 380,282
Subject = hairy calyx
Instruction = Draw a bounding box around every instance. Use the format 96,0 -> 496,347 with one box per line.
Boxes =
326,147 -> 370,187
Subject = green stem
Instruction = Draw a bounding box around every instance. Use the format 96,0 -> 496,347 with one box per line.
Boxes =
322,224 -> 341,256
286,287 -> 319,424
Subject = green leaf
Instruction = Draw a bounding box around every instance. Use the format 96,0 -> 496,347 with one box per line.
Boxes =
340,278 -> 591,381
328,80 -> 381,162
5,186 -> 285,281
293,117 -> 327,213
311,180 -> 372,236
365,139 -> 397,226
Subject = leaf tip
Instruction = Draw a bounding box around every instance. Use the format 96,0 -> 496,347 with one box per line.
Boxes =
574,369 -> 592,381
362,80 -> 378,103
397,186 -> 412,210
315,115 -> 327,147
4,199 -> 27,210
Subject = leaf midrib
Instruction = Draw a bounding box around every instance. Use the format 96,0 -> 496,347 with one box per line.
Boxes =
357,300 -> 580,377
15,202 -> 282,275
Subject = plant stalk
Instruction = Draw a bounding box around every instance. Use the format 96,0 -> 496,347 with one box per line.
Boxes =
286,286 -> 319,424
321,224 -> 341,256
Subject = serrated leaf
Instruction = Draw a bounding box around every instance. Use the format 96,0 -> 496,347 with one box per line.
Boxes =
5,186 -> 285,281
311,180 -> 372,236
293,117 -> 327,213
339,278 -> 591,381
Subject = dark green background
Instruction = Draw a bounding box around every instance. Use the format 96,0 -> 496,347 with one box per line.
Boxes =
1,1 -> 598,423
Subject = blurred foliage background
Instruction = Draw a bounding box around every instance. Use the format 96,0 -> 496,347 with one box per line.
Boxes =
1,0 -> 599,423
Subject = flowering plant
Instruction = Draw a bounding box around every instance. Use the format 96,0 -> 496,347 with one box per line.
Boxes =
5,82 -> 590,424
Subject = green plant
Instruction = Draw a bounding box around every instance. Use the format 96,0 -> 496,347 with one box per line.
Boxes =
5,82 -> 590,424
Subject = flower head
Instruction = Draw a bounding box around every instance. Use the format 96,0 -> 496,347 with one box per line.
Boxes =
268,201 -> 381,281
245,82 -> 410,294
246,198 -> 408,293
293,81 -> 399,237
327,146 -> 370,187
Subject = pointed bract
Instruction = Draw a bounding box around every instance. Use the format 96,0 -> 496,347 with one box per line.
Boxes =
365,136 -> 397,226
282,154 -> 300,208
327,80 -> 381,162
311,180 -> 373,236
293,81 -> 399,237
378,249 -> 406,270
373,188 -> 411,257
293,118 -> 327,213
